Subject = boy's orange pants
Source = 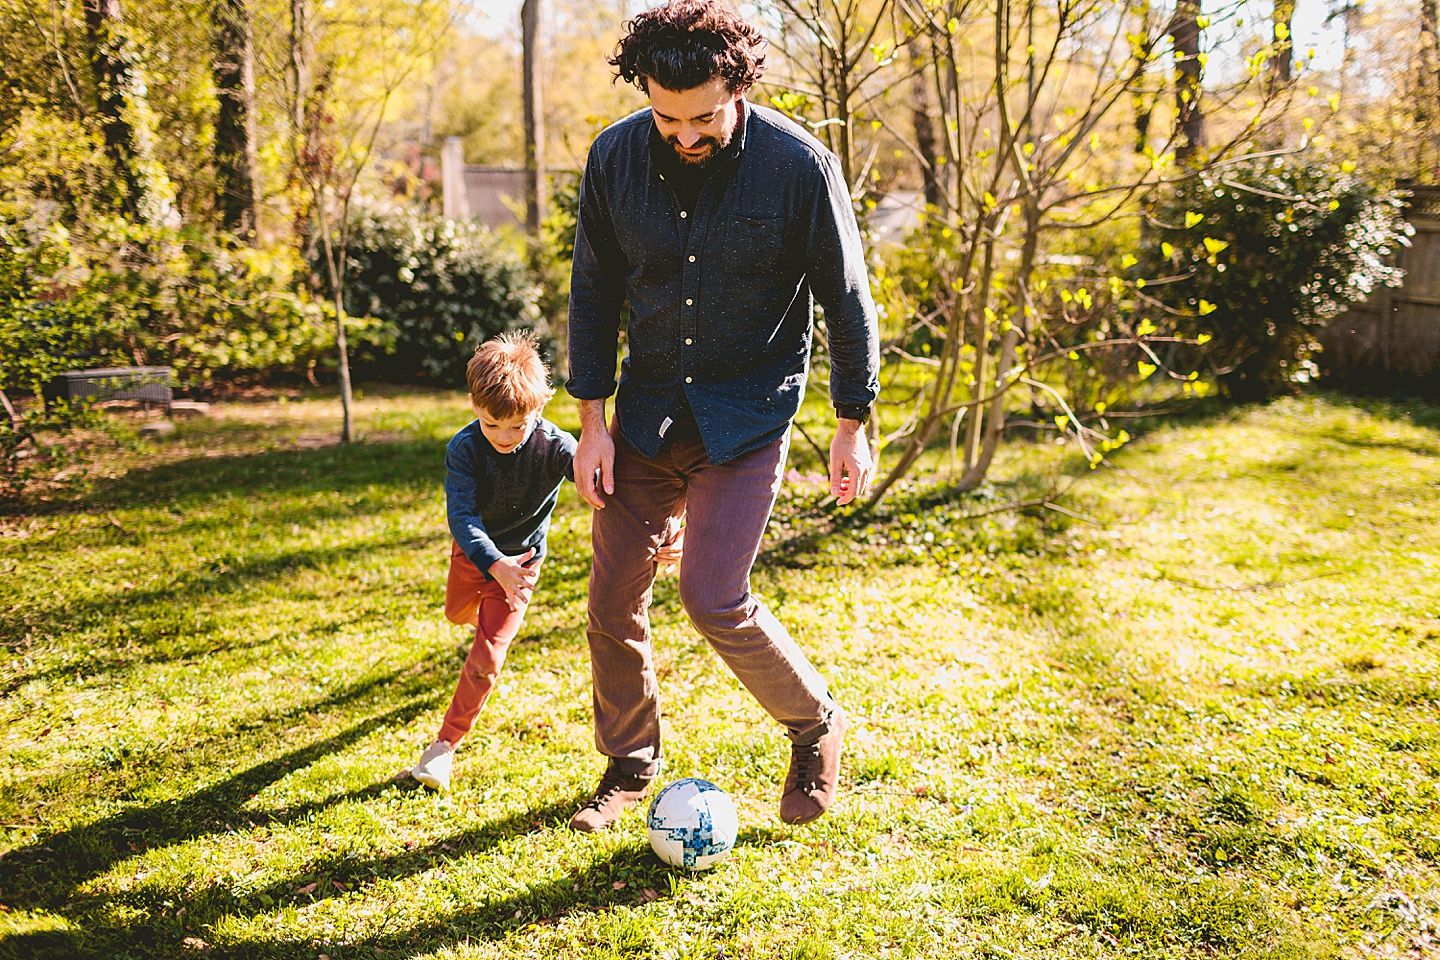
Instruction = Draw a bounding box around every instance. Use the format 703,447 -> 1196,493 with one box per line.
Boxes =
438,541 -> 530,745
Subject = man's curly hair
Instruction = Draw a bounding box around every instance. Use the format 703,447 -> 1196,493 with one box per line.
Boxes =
610,0 -> 766,94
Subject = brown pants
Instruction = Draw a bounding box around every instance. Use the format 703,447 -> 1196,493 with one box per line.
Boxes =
587,430 -> 840,778
439,541 -> 530,745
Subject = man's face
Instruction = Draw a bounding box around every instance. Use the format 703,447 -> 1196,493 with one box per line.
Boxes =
472,400 -> 536,455
648,76 -> 741,166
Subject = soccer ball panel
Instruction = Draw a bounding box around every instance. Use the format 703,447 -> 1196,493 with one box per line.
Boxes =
646,777 -> 738,870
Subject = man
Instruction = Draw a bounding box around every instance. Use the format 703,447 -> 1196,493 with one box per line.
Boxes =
566,0 -> 880,832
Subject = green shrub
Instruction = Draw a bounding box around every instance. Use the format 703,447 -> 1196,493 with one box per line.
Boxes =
325,205 -> 545,384
74,219 -> 333,387
164,238 -> 332,386
1140,156 -> 1409,400
0,207 -> 330,500
0,213 -> 126,500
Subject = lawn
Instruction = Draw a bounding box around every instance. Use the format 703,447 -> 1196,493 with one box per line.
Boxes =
1,387 -> 1438,959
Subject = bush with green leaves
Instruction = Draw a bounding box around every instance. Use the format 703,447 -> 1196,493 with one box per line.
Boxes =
1140,156 -> 1409,400
75,220 -> 334,388
0,213 -> 126,500
165,236 -> 333,386
327,206 -> 545,384
0,207 -> 331,500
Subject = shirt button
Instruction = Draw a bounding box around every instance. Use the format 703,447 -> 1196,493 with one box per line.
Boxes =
688,255 -> 696,262
685,377 -> 693,383
680,210 -> 688,218
685,338 -> 693,345
685,298 -> 693,305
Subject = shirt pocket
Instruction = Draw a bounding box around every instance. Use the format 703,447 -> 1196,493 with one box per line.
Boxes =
721,215 -> 787,292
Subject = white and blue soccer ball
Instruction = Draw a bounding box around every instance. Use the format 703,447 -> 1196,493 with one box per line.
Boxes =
646,777 -> 738,871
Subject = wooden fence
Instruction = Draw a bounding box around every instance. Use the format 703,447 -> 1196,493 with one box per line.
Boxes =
1318,183 -> 1440,393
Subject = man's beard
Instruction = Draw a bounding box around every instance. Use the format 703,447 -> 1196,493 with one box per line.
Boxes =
666,131 -> 730,166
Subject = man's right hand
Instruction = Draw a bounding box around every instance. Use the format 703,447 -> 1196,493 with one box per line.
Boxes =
575,399 -> 614,510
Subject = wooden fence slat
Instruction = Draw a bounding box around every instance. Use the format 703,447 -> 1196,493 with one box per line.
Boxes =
1319,183 -> 1440,392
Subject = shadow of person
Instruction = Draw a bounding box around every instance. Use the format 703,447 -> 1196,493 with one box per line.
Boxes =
282,841 -> 679,959
0,794 -> 588,960
0,672 -> 443,912
3,788 -> 792,959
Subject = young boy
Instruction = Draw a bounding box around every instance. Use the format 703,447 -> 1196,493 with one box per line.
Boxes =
410,331 -> 577,791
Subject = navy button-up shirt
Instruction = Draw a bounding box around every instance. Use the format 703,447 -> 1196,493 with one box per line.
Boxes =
566,99 -> 880,465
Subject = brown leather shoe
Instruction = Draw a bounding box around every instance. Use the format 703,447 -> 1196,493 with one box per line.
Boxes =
569,766 -> 651,833
779,711 -> 846,825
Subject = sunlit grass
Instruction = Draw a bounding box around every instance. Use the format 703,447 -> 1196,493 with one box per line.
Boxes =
2,388 -> 1437,958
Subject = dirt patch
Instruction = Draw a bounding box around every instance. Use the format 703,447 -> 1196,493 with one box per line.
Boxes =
293,434 -> 340,450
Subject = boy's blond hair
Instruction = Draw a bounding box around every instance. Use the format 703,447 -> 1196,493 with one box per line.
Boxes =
466,331 -> 554,419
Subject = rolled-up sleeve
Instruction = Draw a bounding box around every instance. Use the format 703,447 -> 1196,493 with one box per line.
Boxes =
567,142 -> 627,401
804,152 -> 880,415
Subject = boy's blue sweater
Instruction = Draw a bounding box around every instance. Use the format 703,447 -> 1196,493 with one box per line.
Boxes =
445,417 -> 577,577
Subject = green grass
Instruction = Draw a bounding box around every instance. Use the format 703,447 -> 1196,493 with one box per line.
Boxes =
2,387 -> 1438,959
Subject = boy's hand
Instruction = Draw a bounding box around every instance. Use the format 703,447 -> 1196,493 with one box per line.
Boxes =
576,399 -> 614,510
489,548 -> 539,609
654,520 -> 684,577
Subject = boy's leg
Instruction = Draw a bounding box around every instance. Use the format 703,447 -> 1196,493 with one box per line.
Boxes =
438,578 -> 528,745
585,434 -> 688,778
445,541 -> 483,628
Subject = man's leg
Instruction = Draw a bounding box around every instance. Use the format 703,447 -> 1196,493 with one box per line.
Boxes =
572,434 -> 686,831
675,436 -> 846,823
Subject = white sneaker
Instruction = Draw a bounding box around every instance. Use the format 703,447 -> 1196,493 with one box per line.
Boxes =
412,739 -> 454,791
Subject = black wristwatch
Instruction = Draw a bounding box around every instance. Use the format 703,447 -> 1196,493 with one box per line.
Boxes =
835,404 -> 871,424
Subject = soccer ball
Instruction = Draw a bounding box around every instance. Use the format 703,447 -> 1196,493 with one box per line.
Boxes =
646,777 -> 738,870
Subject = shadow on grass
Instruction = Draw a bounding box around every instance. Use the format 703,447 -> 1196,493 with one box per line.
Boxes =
1309,393 -> 1440,458
3,817 -> 683,960
1,530 -> 441,693
759,464 -> 1085,573
265,841 -> 684,960
1003,392 -> 1239,446
0,666 -> 447,913
16,433 -> 447,521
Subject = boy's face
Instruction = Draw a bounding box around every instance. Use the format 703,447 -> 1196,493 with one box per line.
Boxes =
472,399 -> 536,455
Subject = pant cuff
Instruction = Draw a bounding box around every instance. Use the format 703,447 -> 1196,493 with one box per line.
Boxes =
608,757 -> 662,780
788,703 -> 844,746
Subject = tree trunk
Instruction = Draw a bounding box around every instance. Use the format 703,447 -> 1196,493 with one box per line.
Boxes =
521,0 -> 544,234
1169,0 -> 1205,164
289,0 -> 310,137
1269,0 -> 1294,91
910,41 -> 944,213
313,168 -> 354,445
83,0 -> 172,224
956,195 -> 1037,492
835,78 -> 855,196
214,0 -> 259,239
961,234 -> 996,471
1421,0 -> 1440,179
287,0 -> 314,247
316,68 -> 352,444
1131,0 -> 1154,153
0,389 -> 22,437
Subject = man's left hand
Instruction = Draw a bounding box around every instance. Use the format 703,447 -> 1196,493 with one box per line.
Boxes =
829,418 -> 872,506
